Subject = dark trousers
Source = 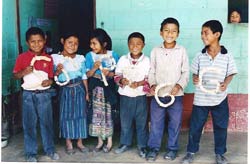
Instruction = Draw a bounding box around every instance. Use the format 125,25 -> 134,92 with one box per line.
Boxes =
147,96 -> 183,151
187,97 -> 229,155
119,95 -> 148,148
22,90 -> 55,156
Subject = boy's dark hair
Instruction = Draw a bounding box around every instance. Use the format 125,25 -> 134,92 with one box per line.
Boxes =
61,31 -> 79,40
127,32 -> 145,43
202,20 -> 223,41
160,17 -> 180,32
26,27 -> 45,41
90,28 -> 112,50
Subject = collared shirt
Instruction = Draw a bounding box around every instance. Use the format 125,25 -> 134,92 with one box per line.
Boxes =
51,53 -> 87,81
115,53 -> 150,97
13,50 -> 53,90
148,43 -> 189,96
191,50 -> 238,106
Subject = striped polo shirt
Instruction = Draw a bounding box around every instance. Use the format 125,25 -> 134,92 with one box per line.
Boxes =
191,46 -> 238,106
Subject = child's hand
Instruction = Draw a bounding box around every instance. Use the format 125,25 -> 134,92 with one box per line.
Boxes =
55,63 -> 63,75
120,78 -> 129,86
41,79 -> 53,87
171,84 -> 181,96
94,61 -> 101,69
85,93 -> 89,102
102,68 -> 109,76
130,82 -> 139,89
23,66 -> 33,76
220,82 -> 228,91
150,85 -> 156,95
193,75 -> 199,85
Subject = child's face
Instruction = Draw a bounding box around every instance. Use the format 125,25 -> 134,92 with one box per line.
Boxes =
26,34 -> 46,54
128,37 -> 144,56
90,38 -> 105,54
160,23 -> 179,44
230,11 -> 241,23
61,36 -> 79,55
201,27 -> 220,46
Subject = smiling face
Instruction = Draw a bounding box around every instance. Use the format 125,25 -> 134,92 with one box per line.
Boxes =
61,36 -> 79,55
201,26 -> 220,46
128,37 -> 145,58
230,11 -> 241,23
160,23 -> 179,47
26,34 -> 46,55
90,37 -> 106,54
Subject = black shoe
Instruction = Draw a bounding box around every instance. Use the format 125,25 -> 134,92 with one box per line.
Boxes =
182,152 -> 195,164
114,145 -> 129,154
216,154 -> 228,164
26,155 -> 37,162
146,148 -> 159,161
164,150 -> 177,160
138,147 -> 147,158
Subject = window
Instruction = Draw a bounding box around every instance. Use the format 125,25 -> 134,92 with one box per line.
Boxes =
228,0 -> 248,23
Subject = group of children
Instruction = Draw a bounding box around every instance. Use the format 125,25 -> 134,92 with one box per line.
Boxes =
13,17 -> 237,164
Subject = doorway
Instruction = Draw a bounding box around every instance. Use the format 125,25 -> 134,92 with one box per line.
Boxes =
57,0 -> 95,54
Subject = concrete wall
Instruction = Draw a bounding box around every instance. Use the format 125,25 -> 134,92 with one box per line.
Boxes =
95,0 -> 248,94
96,0 -> 248,131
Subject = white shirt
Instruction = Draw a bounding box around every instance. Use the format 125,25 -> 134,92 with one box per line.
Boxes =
115,53 -> 150,97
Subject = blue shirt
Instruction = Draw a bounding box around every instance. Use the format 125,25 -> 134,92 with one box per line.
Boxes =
85,50 -> 119,75
191,50 -> 238,106
51,53 -> 87,82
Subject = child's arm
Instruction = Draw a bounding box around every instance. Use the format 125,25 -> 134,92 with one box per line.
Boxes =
86,61 -> 101,77
83,79 -> 89,101
192,74 -> 199,85
13,66 -> 33,79
220,74 -> 236,91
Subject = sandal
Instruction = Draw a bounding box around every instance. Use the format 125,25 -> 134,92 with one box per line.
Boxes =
93,144 -> 104,152
77,146 -> 89,153
103,144 -> 112,153
65,147 -> 75,155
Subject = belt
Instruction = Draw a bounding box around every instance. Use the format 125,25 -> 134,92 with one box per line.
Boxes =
25,89 -> 49,93
65,82 -> 82,87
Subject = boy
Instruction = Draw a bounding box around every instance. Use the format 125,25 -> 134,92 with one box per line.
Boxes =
114,32 -> 150,158
146,18 -> 189,161
182,20 -> 237,164
13,27 -> 59,162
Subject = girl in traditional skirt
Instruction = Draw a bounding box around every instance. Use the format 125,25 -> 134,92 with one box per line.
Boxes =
85,28 -> 119,153
52,32 -> 89,155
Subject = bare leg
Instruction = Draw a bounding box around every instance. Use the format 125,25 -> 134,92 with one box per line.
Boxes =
77,139 -> 86,148
107,136 -> 112,149
96,137 -> 103,148
66,139 -> 73,149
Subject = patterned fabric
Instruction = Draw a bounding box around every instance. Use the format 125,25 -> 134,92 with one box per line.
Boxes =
89,87 -> 113,140
59,78 -> 88,139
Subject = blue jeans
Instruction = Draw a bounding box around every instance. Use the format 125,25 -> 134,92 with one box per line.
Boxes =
187,97 -> 229,155
148,96 -> 183,151
22,90 -> 55,156
119,95 -> 148,148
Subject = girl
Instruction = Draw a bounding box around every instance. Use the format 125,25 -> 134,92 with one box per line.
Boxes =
85,28 -> 119,153
51,32 -> 89,155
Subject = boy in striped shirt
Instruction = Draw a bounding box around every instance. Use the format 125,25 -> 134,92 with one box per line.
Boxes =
182,20 -> 237,164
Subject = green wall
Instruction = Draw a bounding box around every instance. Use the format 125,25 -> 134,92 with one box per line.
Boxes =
96,0 -> 248,94
2,0 -> 57,95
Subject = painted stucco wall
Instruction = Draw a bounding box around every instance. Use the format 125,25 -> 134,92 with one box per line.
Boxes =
95,0 -> 248,94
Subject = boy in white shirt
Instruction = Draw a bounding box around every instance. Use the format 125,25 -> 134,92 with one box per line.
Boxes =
114,32 -> 150,158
